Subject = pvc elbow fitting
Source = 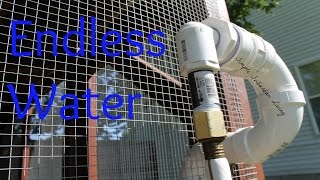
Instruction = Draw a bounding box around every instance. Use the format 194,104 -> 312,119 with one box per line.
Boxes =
176,22 -> 220,77
201,17 -> 306,163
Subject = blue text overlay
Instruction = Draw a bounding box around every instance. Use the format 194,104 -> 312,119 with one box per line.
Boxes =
7,83 -> 142,121
11,16 -> 166,57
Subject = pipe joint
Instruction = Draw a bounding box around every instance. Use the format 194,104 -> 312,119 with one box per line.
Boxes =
256,90 -> 306,110
193,110 -> 227,141
176,22 -> 220,77
202,140 -> 226,159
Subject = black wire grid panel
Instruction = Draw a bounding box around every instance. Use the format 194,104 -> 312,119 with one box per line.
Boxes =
0,0 -> 258,179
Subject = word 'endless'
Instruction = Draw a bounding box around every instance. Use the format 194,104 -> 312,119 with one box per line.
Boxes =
11,16 -> 165,57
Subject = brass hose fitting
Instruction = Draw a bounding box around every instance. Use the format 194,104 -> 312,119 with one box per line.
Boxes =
193,110 -> 227,160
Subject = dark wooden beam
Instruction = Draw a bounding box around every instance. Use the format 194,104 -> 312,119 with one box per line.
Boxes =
62,58 -> 89,180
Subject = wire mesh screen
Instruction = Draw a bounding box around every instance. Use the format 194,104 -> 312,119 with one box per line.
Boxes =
0,0 -> 259,179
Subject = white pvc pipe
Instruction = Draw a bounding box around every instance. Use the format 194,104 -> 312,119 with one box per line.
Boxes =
209,158 -> 233,180
218,24 -> 306,163
178,17 -> 305,178
179,144 -> 232,180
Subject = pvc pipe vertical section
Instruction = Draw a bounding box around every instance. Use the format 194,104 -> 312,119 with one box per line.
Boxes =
179,144 -> 233,180
209,158 -> 233,180
175,27 -> 230,180
187,71 -> 233,180
176,1 -> 235,179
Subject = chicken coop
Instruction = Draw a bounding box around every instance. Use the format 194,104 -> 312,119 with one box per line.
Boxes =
0,0 -> 264,179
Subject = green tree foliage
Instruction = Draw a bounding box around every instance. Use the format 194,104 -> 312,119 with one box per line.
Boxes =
226,0 -> 282,34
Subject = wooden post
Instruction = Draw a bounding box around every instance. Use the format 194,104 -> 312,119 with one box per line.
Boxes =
21,108 -> 34,180
88,74 -> 98,180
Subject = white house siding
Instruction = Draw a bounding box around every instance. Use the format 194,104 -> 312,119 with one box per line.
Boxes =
246,0 -> 320,178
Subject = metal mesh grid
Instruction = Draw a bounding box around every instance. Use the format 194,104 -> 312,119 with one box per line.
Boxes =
0,0 -> 259,179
